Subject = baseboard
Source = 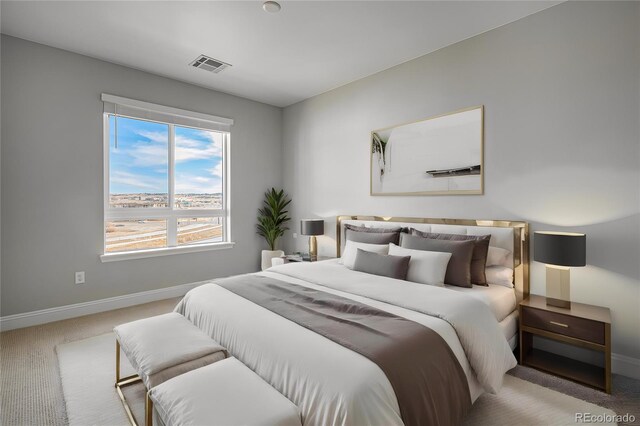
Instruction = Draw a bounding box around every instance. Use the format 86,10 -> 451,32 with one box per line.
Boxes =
0,281 -> 206,332
612,353 -> 640,380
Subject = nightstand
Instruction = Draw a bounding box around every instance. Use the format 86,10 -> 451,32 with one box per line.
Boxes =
519,294 -> 611,393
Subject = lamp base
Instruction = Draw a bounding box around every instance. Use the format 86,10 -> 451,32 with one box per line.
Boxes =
545,265 -> 571,309
546,297 -> 572,309
308,236 -> 317,262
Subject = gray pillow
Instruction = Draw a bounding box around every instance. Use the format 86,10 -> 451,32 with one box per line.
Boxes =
410,229 -> 491,286
345,224 -> 403,233
400,234 -> 475,288
352,249 -> 410,280
345,224 -> 401,245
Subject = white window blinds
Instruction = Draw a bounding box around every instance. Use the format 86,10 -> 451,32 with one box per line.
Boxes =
101,93 -> 233,132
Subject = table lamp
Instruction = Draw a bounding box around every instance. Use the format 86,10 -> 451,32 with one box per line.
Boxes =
300,219 -> 324,261
534,231 -> 586,308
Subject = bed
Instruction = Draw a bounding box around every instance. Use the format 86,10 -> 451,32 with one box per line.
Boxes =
175,216 -> 529,426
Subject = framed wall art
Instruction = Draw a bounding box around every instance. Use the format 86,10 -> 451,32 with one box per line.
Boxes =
370,106 -> 484,196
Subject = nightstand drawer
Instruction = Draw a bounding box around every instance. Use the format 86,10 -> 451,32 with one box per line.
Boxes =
522,307 -> 605,345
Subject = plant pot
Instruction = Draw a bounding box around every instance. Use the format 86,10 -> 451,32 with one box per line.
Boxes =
261,250 -> 284,271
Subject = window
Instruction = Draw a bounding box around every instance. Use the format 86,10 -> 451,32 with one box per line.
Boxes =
101,94 -> 233,260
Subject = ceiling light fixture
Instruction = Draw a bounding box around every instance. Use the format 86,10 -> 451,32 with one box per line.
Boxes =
262,1 -> 281,13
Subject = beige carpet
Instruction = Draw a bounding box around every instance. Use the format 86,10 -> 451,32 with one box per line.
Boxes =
58,333 -> 617,426
0,298 -> 180,426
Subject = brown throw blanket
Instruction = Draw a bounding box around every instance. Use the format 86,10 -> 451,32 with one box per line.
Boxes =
217,275 -> 471,426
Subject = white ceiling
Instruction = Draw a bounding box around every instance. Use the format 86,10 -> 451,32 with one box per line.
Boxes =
1,1 -> 560,107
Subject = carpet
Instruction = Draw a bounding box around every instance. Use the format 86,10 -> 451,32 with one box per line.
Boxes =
58,333 -> 618,426
1,297 -> 180,426
56,333 -> 143,426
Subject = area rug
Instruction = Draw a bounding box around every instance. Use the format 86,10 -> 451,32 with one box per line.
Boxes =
57,333 -> 617,426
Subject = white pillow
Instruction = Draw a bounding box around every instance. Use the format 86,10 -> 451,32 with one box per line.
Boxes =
486,246 -> 511,267
388,244 -> 452,287
340,241 -> 389,269
486,266 -> 514,288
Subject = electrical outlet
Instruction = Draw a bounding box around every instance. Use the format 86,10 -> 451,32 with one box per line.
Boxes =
293,233 -> 298,239
75,271 -> 85,285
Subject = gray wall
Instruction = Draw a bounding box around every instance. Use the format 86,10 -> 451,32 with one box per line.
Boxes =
1,35 -> 282,316
283,1 -> 640,362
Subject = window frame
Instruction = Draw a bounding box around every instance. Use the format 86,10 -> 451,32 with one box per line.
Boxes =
100,97 -> 233,261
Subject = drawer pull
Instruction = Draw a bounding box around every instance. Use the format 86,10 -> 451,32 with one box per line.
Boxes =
549,321 -> 569,328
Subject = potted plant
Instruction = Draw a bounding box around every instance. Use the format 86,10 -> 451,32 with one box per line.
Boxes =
257,188 -> 291,270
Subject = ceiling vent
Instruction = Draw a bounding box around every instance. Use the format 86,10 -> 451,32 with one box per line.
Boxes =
190,55 -> 231,73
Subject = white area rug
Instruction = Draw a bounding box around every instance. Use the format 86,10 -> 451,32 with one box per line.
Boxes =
57,333 -> 143,426
57,333 -> 617,426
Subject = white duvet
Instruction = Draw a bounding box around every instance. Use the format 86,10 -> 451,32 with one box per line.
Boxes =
444,282 -> 517,323
175,260 -> 516,426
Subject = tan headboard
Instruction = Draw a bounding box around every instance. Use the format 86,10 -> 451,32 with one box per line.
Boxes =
336,215 -> 529,302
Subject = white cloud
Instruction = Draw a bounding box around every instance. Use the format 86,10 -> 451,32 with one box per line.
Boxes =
175,135 -> 222,162
195,129 -> 223,146
129,143 -> 168,167
116,129 -> 223,191
175,136 -> 201,149
138,131 -> 168,144
209,162 -> 223,178
110,171 -> 166,192
127,130 -> 221,166
175,174 -> 221,194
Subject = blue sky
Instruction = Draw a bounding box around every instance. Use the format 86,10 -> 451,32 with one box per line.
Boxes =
109,116 -> 223,194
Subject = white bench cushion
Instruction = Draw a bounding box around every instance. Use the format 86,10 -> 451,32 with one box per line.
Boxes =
114,312 -> 226,388
150,357 -> 302,426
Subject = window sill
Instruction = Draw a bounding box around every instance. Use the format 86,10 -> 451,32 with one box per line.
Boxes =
100,242 -> 235,262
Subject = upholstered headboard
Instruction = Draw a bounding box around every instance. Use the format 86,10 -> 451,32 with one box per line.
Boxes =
336,215 -> 529,301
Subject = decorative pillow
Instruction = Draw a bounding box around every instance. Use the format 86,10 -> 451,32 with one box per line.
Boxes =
352,249 -> 411,280
345,224 -> 402,233
360,224 -> 404,232
410,229 -> 491,286
399,234 -> 474,288
388,244 -> 452,287
365,224 -> 411,234
340,240 -> 389,269
486,266 -> 514,288
345,224 -> 401,245
486,246 -> 511,267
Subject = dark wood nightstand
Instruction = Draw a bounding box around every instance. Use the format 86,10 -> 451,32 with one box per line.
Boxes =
519,294 -> 611,393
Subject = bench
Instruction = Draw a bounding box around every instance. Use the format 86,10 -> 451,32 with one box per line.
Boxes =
149,357 -> 302,426
114,312 -> 227,426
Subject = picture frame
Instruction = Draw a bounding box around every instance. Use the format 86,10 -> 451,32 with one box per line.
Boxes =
370,105 -> 484,196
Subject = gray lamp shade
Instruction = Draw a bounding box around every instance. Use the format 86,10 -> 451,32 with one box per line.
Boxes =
534,231 -> 586,267
301,219 -> 324,236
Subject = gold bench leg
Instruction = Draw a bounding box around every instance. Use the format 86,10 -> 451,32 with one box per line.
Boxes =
115,339 -> 144,426
146,391 -> 154,426
116,340 -> 121,383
